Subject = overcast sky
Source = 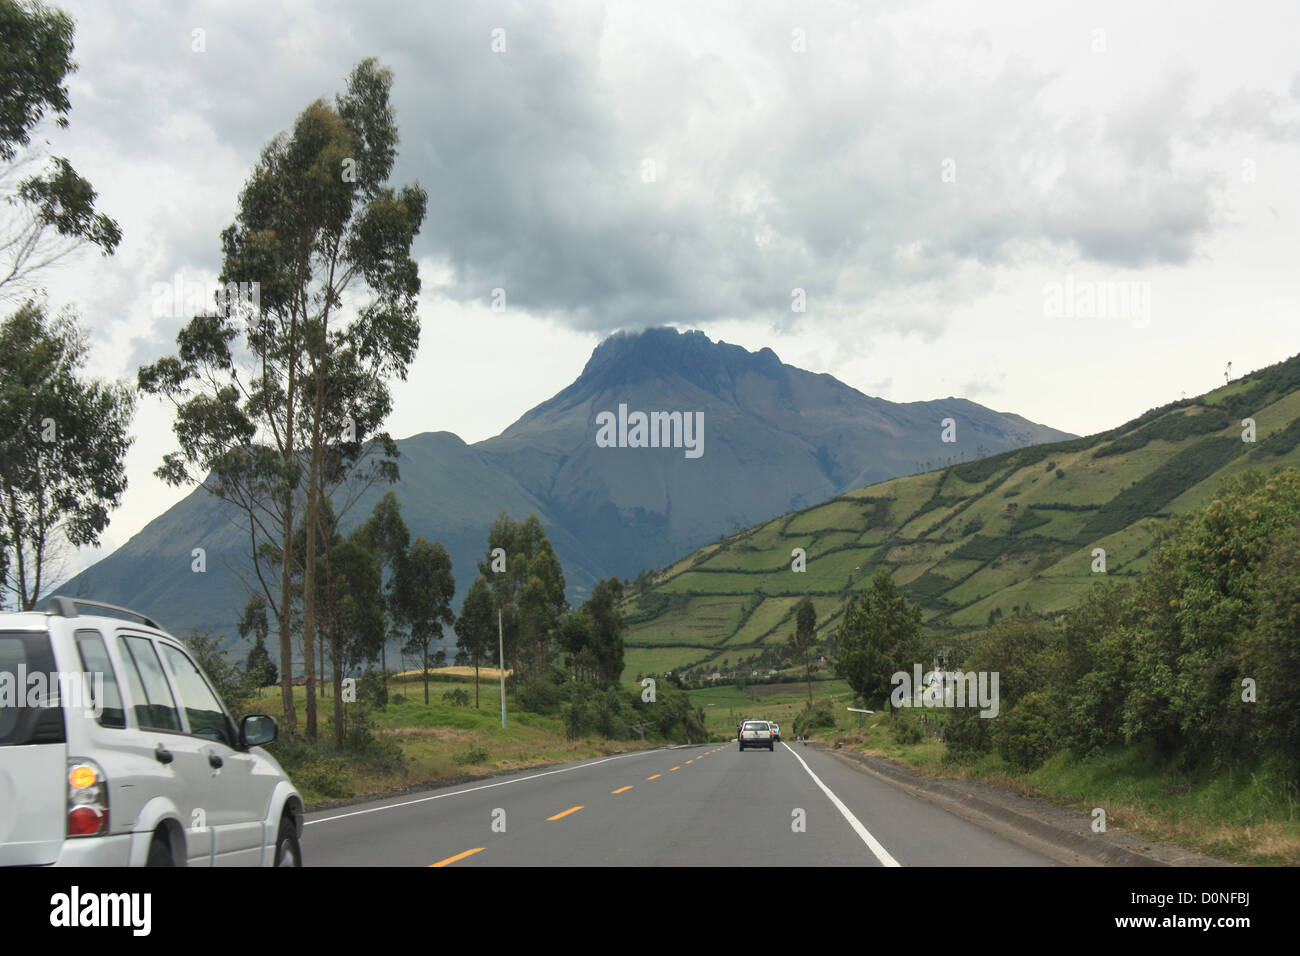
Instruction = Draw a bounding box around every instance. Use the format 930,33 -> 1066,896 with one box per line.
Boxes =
19,0 -> 1300,568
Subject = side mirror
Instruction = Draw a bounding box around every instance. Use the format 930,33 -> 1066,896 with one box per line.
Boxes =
240,714 -> 278,749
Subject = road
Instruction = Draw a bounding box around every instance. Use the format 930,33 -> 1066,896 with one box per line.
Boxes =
303,741 -> 1058,866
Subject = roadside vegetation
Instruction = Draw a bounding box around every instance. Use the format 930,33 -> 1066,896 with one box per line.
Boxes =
803,468 -> 1300,865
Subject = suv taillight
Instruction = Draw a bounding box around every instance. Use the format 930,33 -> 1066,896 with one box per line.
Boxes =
67,759 -> 109,837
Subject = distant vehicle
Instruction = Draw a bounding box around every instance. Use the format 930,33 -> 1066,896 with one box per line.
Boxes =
0,598 -> 304,866
738,720 -> 774,751
769,721 -> 781,742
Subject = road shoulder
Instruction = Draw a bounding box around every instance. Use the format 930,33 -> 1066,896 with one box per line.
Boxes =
803,740 -> 1237,867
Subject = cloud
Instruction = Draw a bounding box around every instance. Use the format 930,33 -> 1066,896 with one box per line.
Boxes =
48,0 -> 1300,345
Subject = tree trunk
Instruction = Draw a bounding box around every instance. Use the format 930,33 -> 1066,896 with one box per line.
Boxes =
279,501 -> 296,734
332,627 -> 344,750
423,644 -> 429,705
474,655 -> 479,709
302,462 -> 319,741
301,309 -> 329,743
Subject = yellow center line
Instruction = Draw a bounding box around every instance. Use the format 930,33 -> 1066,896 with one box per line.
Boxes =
669,766 -> 681,772
647,774 -> 661,780
429,847 -> 485,867
612,786 -> 633,794
547,805 -> 584,821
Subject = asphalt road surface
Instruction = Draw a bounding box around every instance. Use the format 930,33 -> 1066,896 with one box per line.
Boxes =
303,741 -> 1059,866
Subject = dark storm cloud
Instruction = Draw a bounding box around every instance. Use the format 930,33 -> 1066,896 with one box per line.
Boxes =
59,0 -> 1293,339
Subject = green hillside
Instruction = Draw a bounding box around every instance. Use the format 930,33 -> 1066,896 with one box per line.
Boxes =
619,353 -> 1300,680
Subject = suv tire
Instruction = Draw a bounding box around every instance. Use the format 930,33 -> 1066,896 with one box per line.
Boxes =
146,836 -> 173,867
274,815 -> 302,867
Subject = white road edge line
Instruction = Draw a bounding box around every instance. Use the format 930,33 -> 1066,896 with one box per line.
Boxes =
781,742 -> 901,867
305,748 -> 664,826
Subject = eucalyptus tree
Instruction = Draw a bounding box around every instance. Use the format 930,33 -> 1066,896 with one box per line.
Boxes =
0,300 -> 133,609
788,596 -> 817,704
392,537 -> 455,705
359,490 -> 410,691
472,512 -> 568,684
455,576 -> 495,708
139,59 -> 426,737
0,0 -> 121,298
319,527 -> 384,748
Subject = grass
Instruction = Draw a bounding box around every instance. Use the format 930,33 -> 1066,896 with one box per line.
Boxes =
815,715 -> 1300,866
249,676 -> 656,807
686,677 -> 853,738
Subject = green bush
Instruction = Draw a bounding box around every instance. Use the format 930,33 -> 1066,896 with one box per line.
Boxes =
453,745 -> 489,766
269,740 -> 352,799
792,700 -> 835,738
518,667 -> 570,715
942,708 -> 992,761
994,691 -> 1059,770
332,705 -> 406,775
442,688 -> 472,707
890,717 -> 923,745
358,668 -> 388,709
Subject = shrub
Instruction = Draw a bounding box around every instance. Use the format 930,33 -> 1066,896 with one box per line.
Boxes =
942,708 -> 992,761
269,740 -> 352,799
890,717 -> 923,745
518,667 -> 569,715
994,691 -> 1059,770
358,668 -> 388,709
341,706 -> 406,775
793,700 -> 835,738
453,745 -> 489,766
441,687 -> 472,707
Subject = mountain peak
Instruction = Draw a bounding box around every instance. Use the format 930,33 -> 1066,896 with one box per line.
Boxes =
576,327 -> 785,396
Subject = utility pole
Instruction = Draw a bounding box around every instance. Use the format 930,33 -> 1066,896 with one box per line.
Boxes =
498,608 -> 507,729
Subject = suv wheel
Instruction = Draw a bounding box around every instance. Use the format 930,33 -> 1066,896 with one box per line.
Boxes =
146,835 -> 173,867
274,815 -> 302,867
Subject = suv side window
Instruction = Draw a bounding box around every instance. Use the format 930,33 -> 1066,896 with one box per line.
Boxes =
117,636 -> 181,732
158,643 -> 235,747
74,629 -> 126,729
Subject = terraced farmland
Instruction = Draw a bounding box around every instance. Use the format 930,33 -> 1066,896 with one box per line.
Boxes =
620,353 -> 1300,679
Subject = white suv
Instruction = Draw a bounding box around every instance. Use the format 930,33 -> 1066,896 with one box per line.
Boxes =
0,598 -> 303,866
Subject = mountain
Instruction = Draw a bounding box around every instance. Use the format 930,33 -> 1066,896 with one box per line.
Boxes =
616,351 -> 1300,681
55,327 -> 1074,659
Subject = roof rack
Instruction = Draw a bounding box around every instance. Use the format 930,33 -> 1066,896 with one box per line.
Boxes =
47,597 -> 161,629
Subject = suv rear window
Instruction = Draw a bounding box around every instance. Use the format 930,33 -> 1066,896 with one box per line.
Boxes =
743,722 -> 768,731
0,631 -> 67,746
